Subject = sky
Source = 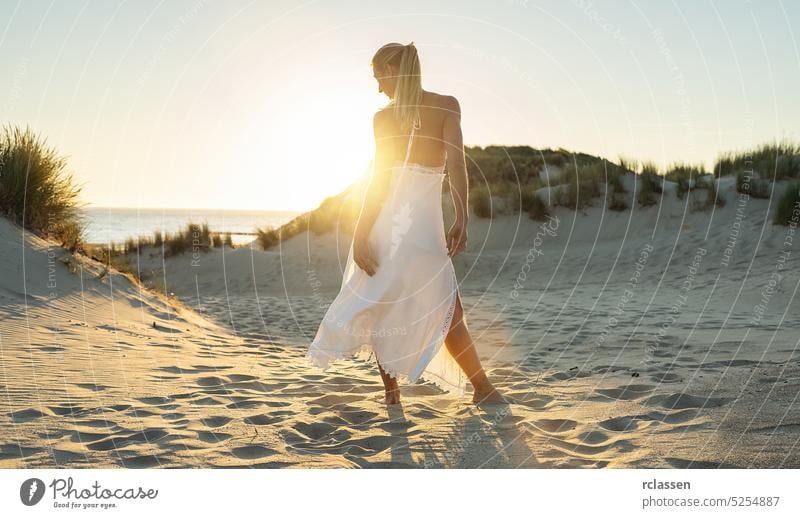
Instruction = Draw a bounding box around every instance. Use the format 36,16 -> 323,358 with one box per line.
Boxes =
1,0 -> 798,212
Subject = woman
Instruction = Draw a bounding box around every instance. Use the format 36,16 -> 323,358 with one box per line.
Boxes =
307,42 -> 503,406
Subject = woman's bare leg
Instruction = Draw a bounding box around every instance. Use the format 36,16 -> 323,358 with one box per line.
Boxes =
377,362 -> 401,405
444,292 -> 505,404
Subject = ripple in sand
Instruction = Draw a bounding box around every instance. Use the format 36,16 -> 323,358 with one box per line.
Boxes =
48,404 -> 85,416
665,457 -> 739,468
243,414 -> 285,426
137,396 -> 174,406
0,443 -> 43,460
75,419 -> 117,429
192,396 -> 225,406
576,430 -> 610,445
593,384 -> 655,401
230,445 -> 277,459
307,394 -> 363,407
117,454 -> 169,468
196,431 -> 232,443
9,408 -> 47,422
200,416 -> 232,428
644,392 -> 730,409
196,376 -> 226,387
70,431 -> 112,443
649,371 -> 682,383
532,419 -> 578,434
599,415 -> 647,432
293,422 -> 337,440
75,383 -> 108,392
86,428 -> 172,451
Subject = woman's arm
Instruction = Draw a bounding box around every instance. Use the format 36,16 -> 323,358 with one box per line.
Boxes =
443,96 -> 468,257
352,110 -> 393,275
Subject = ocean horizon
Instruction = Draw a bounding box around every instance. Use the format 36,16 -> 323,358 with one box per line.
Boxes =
80,206 -> 301,246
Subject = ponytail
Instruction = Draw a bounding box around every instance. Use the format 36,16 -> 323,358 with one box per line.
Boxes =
372,42 -> 423,133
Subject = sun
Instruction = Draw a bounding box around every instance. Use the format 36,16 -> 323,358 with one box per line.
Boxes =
230,85 -> 380,212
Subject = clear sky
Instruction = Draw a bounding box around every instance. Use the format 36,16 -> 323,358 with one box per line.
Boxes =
1,0 -> 798,211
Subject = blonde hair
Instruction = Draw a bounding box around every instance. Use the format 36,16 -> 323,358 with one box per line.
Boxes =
371,42 -> 422,132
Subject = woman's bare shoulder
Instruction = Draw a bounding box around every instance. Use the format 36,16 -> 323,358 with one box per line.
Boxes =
373,106 -> 393,125
422,90 -> 460,112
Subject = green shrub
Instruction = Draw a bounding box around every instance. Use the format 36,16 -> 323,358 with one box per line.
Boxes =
773,183 -> 800,226
708,181 -> 725,208
607,192 -> 628,211
618,156 -> 638,174
257,226 -> 281,249
522,189 -> 550,220
666,162 -> 706,200
555,163 -> 602,210
636,163 -> 662,207
610,170 -> 627,193
736,171 -> 770,199
0,125 -> 85,249
470,185 -> 492,218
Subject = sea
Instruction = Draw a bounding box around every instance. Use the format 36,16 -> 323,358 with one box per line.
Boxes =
80,206 -> 300,246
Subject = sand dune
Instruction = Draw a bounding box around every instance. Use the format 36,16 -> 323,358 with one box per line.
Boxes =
2,174 -> 800,467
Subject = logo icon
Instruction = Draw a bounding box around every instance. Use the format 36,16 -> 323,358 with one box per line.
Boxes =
20,478 -> 45,506
390,202 -> 413,258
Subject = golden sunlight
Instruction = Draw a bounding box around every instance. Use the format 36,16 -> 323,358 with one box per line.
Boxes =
231,85 -> 379,212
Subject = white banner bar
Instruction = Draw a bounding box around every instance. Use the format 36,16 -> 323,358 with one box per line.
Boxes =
2,469 -> 798,517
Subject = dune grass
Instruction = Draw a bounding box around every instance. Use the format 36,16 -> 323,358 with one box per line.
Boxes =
773,182 -> 800,226
470,185 -> 492,218
0,125 -> 85,251
736,170 -> 771,199
259,139 -> 800,240
256,187 -> 363,249
520,182 -> 550,221
714,140 -> 800,179
87,222 -> 236,269
636,162 -> 662,207
665,162 -> 708,199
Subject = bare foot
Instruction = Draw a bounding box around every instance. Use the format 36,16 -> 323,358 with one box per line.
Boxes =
472,384 -> 505,405
384,387 -> 401,405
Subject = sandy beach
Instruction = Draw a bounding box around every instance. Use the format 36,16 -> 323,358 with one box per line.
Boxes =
2,172 -> 799,468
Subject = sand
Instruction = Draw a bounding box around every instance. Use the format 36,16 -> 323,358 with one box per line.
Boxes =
2,173 -> 800,468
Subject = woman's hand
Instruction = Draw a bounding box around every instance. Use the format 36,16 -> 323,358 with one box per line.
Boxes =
447,219 -> 468,257
353,233 -> 379,276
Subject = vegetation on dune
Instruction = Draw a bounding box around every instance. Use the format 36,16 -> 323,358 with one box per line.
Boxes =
0,124 -> 86,251
256,186 -> 363,250
773,182 -> 800,226
636,162 -> 662,207
521,184 -> 550,221
736,170 -> 771,199
714,140 -> 800,179
86,221 -> 236,269
253,139 -> 800,247
665,162 -> 708,200
470,185 -> 492,218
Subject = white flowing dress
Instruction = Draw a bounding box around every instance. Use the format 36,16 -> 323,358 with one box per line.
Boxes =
306,123 -> 466,395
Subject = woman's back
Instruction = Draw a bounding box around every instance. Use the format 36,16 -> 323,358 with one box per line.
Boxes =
378,90 -> 457,168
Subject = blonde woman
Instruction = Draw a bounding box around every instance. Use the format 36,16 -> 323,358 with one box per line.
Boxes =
307,42 -> 503,406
